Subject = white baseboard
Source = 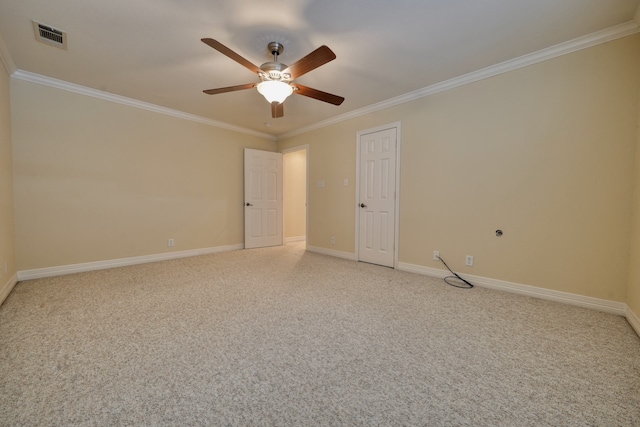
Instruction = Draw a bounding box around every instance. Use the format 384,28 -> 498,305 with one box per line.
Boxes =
13,245 -> 636,337
0,273 -> 18,306
306,245 -> 356,261
17,244 -> 245,281
626,305 -> 640,337
397,262 -> 627,316
285,236 -> 306,243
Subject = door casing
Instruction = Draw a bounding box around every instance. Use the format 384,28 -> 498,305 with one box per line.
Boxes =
281,145 -> 309,248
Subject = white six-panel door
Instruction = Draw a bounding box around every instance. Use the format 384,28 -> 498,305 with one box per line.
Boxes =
358,127 -> 397,267
244,149 -> 283,249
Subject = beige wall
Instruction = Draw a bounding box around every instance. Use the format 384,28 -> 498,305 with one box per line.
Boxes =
279,34 -> 640,302
0,64 -> 16,285
11,79 -> 275,270
628,83 -> 640,317
280,122 -> 360,250
283,149 -> 306,240
6,33 -> 640,309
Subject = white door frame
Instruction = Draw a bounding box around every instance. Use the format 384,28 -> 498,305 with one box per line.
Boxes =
281,144 -> 309,249
355,122 -> 401,268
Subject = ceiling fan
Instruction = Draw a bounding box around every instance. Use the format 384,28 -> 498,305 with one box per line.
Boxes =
201,38 -> 345,118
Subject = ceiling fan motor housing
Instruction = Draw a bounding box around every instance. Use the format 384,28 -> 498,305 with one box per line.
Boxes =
259,61 -> 291,82
260,42 -> 291,82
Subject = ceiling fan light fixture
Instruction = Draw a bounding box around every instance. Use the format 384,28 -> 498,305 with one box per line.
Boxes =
201,39 -> 343,117
257,80 -> 293,104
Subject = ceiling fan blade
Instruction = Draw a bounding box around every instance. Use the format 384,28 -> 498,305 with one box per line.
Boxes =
293,84 -> 345,105
283,45 -> 336,79
201,38 -> 261,75
271,101 -> 284,118
203,83 -> 256,95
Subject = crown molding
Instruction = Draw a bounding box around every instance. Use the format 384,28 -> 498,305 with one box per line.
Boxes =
0,32 -> 17,76
278,20 -> 640,140
11,70 -> 276,141
6,19 -> 638,142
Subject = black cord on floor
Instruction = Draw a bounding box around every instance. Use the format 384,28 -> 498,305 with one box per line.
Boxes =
437,255 -> 474,289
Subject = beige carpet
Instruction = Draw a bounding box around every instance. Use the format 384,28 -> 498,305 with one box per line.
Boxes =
1,242 -> 639,426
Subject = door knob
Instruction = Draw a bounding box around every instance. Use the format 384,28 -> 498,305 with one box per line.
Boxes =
245,202 -> 253,206
360,203 -> 367,208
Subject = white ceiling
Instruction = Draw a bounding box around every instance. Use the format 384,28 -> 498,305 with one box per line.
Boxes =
0,0 -> 639,137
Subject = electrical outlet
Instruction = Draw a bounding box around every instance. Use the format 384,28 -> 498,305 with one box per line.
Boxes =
466,255 -> 474,266
331,237 -> 336,245
433,251 -> 440,261
168,238 -> 175,247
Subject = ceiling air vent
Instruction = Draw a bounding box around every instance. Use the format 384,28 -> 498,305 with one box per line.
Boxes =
32,21 -> 67,50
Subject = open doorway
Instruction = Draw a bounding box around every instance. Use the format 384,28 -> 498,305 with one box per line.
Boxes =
282,146 -> 308,246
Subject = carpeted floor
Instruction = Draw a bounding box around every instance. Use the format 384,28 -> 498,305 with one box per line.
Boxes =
1,242 -> 639,426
